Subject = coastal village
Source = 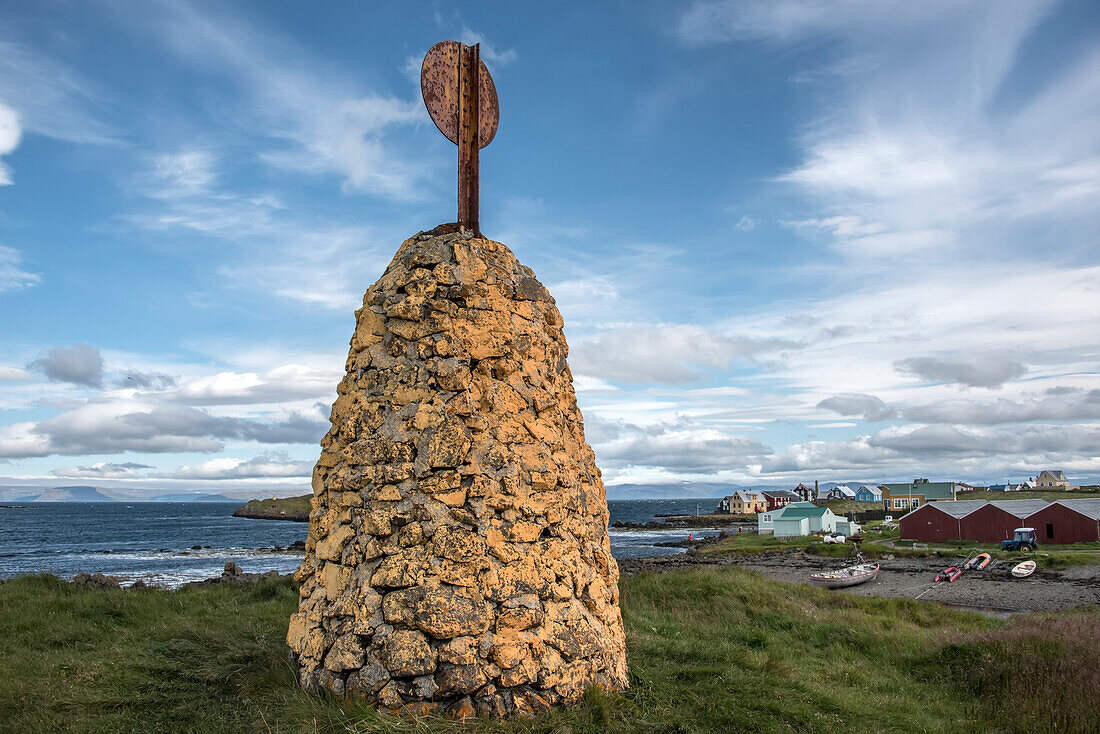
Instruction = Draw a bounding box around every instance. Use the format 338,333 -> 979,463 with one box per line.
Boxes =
713,471 -> 1100,545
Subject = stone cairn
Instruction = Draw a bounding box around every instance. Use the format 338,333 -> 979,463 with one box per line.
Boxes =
287,227 -> 629,717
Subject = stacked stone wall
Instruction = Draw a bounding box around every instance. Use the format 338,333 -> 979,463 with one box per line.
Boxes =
287,228 -> 628,717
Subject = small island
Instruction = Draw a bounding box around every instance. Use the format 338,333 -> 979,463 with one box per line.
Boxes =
232,494 -> 310,522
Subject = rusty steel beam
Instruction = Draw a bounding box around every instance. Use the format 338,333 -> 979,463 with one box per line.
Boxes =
421,41 -> 499,236
457,43 -> 480,233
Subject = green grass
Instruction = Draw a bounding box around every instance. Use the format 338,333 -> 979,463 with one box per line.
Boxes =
812,500 -> 881,516
694,531 -> 813,557
1,570 -> 1097,733
236,494 -> 312,519
958,488 -> 1100,502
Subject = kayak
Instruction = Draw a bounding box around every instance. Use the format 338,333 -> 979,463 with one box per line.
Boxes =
1011,560 -> 1037,578
809,563 -> 880,589
935,566 -> 962,582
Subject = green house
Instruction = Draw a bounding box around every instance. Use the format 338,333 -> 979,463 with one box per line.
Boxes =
762,501 -> 841,538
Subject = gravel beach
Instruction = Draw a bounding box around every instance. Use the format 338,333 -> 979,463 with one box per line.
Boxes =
619,550 -> 1100,613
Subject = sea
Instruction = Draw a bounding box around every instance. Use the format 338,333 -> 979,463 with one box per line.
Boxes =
0,498 -> 724,587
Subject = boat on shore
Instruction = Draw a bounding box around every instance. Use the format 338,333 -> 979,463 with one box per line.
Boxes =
963,552 -> 992,571
810,562 -> 879,589
935,566 -> 962,582
1011,560 -> 1037,578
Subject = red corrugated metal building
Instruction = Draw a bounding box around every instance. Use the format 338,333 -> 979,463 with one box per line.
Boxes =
900,498 -> 1100,544
961,500 -> 1048,543
899,501 -> 984,541
1025,499 -> 1100,544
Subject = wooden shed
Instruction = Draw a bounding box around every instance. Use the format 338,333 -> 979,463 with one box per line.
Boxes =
1025,499 -> 1100,544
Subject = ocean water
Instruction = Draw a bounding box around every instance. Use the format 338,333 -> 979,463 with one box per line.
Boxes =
0,498 -> 724,586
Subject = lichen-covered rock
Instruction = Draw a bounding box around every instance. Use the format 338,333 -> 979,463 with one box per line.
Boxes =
288,228 -> 629,716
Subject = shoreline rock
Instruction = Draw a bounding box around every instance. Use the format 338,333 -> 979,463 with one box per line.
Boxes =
233,497 -> 310,522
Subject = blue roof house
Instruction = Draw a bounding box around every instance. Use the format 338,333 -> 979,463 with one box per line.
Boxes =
855,485 -> 883,502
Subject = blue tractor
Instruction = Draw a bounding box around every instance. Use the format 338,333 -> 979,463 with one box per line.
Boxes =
1001,527 -> 1038,553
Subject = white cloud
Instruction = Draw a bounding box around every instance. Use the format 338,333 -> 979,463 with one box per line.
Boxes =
0,100 -> 21,185
0,366 -> 33,381
27,345 -> 104,387
817,393 -> 897,422
761,422 -> 1100,479
168,364 -> 339,406
129,154 -> 394,310
0,399 -> 326,459
0,245 -> 40,292
458,26 -> 518,68
734,215 -> 760,231
139,1 -> 425,199
148,149 -> 219,198
902,389 -> 1100,426
52,461 -> 152,479
676,1 -> 1042,48
594,417 -> 773,474
894,354 -> 1027,389
572,324 -> 799,385
0,39 -> 118,146
168,450 -> 311,480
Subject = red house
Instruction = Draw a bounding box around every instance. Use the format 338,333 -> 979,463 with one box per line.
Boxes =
1025,499 -> 1100,544
761,490 -> 799,512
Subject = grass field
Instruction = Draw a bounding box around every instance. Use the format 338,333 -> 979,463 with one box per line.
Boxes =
2,570 -> 1098,733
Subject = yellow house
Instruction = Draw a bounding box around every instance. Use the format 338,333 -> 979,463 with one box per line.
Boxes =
1036,470 -> 1072,490
720,490 -> 768,514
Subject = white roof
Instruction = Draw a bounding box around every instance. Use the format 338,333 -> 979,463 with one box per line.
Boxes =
906,498 -> 1097,522
989,499 -> 1050,518
914,500 -> 988,519
1056,498 -> 1100,520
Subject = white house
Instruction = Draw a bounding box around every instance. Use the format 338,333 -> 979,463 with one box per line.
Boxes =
826,485 -> 856,500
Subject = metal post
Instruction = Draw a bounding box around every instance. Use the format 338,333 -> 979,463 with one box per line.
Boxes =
457,43 -> 480,234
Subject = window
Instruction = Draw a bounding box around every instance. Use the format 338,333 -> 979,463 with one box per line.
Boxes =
1046,523 -> 1054,540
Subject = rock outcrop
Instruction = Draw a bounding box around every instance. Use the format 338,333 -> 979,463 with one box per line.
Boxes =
287,228 -> 629,717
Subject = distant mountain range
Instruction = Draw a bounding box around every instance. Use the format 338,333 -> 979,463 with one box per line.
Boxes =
8,486 -> 119,503
1,485 -> 239,503
1,479 -> 901,503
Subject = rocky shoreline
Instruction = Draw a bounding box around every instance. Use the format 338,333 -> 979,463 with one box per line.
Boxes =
232,497 -> 309,522
619,545 -> 1100,613
611,515 -> 753,531
24,543 -> 1100,614
61,561 -> 294,590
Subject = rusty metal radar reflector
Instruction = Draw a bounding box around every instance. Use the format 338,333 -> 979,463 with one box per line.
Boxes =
421,41 -> 499,234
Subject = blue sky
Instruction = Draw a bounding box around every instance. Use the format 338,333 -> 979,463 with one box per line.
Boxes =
1,0 -> 1099,496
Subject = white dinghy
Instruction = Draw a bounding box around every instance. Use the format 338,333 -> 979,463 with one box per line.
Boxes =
1011,560 -> 1037,578
809,563 -> 880,589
